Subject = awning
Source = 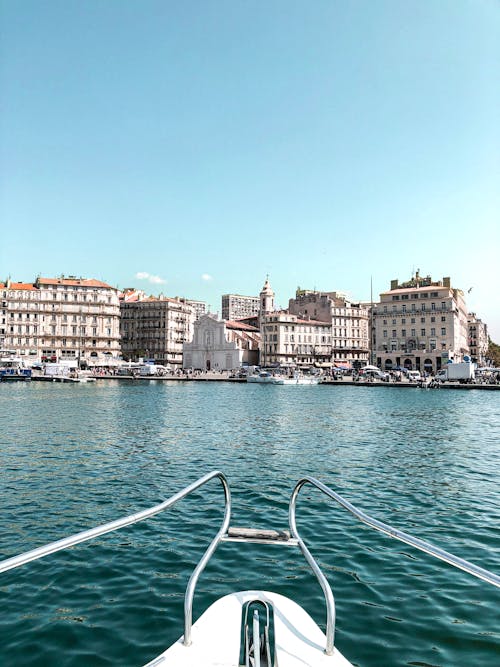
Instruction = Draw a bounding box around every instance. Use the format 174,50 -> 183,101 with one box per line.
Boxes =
314,362 -> 333,368
334,363 -> 351,369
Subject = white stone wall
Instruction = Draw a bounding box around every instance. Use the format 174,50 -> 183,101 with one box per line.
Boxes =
183,314 -> 243,370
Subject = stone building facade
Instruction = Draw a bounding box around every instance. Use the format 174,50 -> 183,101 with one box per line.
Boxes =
288,289 -> 369,367
120,295 -> 194,366
0,276 -> 121,366
182,314 -> 260,370
372,273 -> 469,373
259,310 -> 332,368
467,313 -> 488,366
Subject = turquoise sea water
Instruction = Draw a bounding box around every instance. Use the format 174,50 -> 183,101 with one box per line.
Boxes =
0,380 -> 499,666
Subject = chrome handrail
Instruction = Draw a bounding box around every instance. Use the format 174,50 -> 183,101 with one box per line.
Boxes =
0,470 -> 231,647
289,476 -> 500,656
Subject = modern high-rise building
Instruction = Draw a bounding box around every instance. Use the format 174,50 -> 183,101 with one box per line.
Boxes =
221,293 -> 260,321
372,272 -> 469,373
182,299 -> 206,321
0,276 -> 121,366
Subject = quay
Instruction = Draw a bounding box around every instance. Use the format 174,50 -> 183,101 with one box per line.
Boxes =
28,373 -> 500,389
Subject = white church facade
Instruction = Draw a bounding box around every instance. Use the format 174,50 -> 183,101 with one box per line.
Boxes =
182,313 -> 259,371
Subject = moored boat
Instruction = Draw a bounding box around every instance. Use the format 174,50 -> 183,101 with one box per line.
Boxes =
0,353 -> 32,381
247,370 -> 320,385
246,371 -> 276,383
272,373 -> 320,385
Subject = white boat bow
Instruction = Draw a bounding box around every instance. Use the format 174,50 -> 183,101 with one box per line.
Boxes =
146,590 -> 352,666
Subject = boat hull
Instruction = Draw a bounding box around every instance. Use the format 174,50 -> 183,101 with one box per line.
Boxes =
145,590 -> 353,666
273,377 -> 320,385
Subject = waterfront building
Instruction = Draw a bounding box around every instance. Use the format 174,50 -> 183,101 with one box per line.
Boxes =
467,313 -> 488,366
288,289 -> 369,367
372,272 -> 470,373
120,287 -> 147,302
182,314 -> 260,371
221,293 -> 260,321
259,310 -> 332,368
120,295 -> 194,366
0,276 -> 121,366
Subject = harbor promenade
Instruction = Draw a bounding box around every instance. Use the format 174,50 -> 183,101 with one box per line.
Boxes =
29,371 -> 500,390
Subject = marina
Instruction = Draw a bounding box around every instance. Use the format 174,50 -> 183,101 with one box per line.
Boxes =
0,381 -> 499,666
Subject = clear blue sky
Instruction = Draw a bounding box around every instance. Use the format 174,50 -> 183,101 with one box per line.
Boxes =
1,1 -> 499,337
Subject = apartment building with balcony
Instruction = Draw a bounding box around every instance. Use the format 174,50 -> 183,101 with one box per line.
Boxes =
183,299 -> 206,321
221,293 -> 260,321
259,310 -> 332,368
288,289 -> 369,367
120,295 -> 195,366
467,313 -> 488,366
0,276 -> 121,365
372,273 -> 469,373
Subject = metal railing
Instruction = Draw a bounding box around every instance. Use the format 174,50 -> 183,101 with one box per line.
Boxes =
0,470 -> 231,648
2,471 -> 498,660
289,476 -> 500,656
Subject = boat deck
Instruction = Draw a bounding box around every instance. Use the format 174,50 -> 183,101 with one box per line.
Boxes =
146,591 -> 353,667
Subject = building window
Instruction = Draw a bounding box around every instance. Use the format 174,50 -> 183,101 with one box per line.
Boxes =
421,329 -> 425,336
411,329 -> 416,337
441,328 -> 446,336
402,329 -> 406,337
383,330 -> 387,338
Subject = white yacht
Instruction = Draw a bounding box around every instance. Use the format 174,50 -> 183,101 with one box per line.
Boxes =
247,371 -> 320,386
272,373 -> 320,385
246,371 -> 277,383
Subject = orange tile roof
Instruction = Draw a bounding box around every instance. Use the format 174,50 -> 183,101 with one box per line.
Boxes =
38,277 -> 116,289
226,319 -> 259,332
1,282 -> 36,291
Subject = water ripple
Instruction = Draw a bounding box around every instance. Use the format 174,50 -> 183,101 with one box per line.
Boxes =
0,381 -> 498,666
